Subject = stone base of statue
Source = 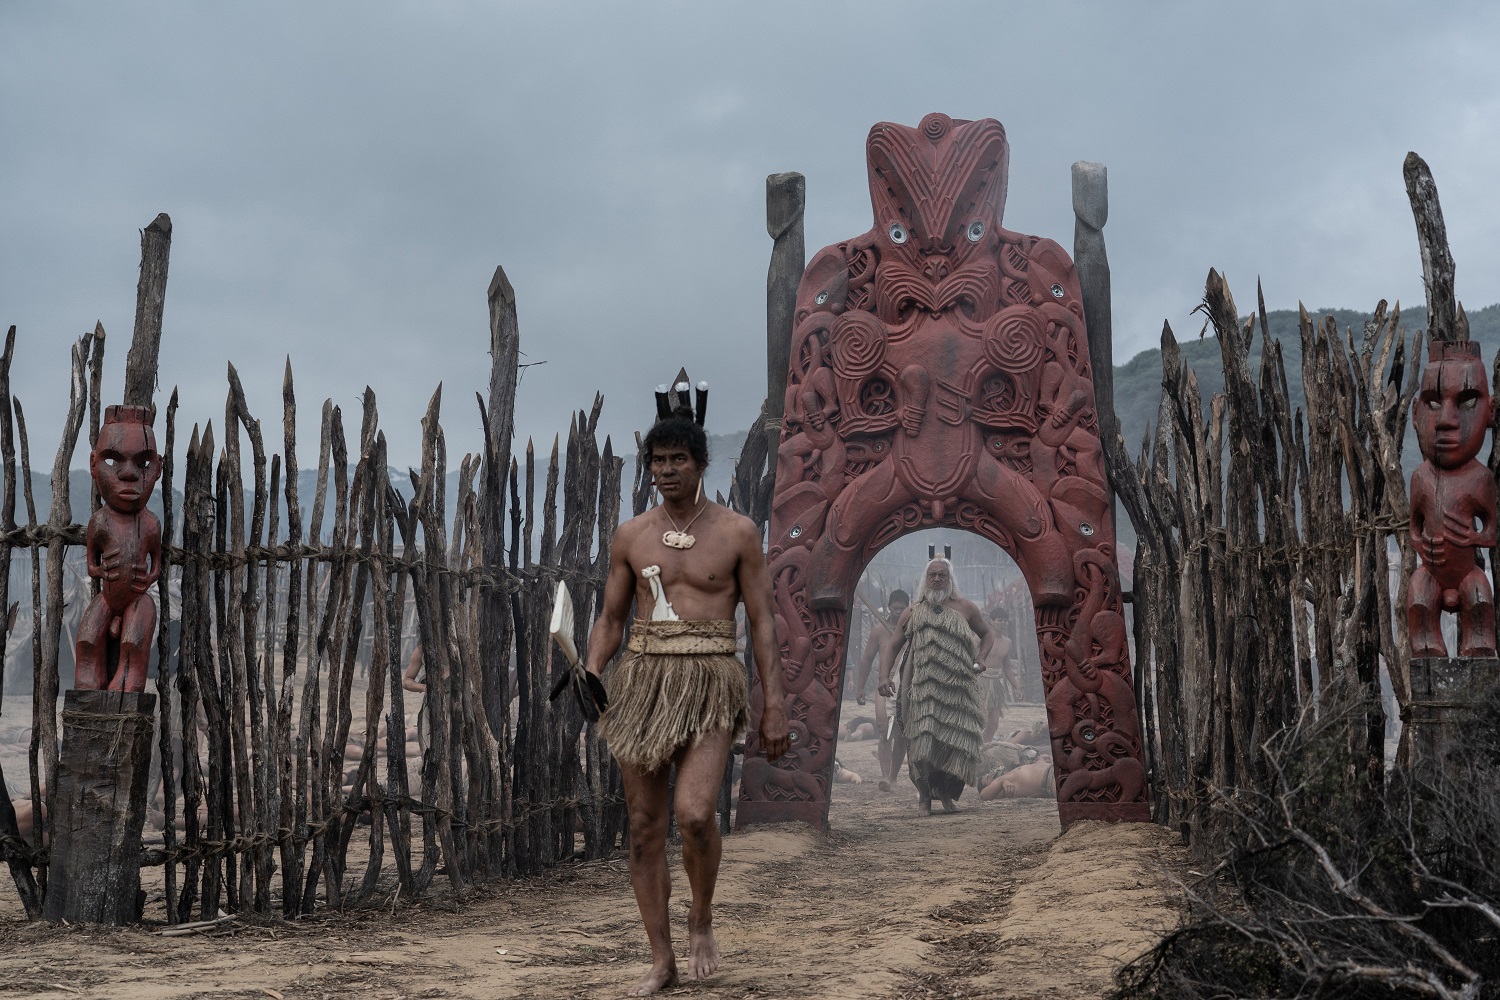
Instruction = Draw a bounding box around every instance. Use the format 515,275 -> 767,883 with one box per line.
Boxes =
1407,656 -> 1499,790
42,689 -> 156,925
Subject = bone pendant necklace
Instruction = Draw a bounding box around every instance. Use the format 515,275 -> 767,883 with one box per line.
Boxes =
662,499 -> 707,550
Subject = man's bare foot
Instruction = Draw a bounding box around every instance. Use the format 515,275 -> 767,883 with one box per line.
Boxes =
878,778 -> 892,792
940,795 -> 959,813
687,919 -> 721,981
627,962 -> 678,996
916,800 -> 932,817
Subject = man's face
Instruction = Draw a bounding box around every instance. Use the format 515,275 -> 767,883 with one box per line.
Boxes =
91,421 -> 161,514
650,443 -> 703,502
923,562 -> 951,597
888,600 -> 908,621
1415,352 -> 1493,469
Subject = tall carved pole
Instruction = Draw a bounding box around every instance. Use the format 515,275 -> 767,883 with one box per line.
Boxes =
481,267 -> 521,747
1403,153 -> 1458,345
1401,152 -> 1497,810
123,213 -> 172,408
765,173 -> 805,478
1072,163 -> 1115,520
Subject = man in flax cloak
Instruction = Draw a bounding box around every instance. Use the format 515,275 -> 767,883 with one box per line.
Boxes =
878,558 -> 995,815
585,395 -> 790,997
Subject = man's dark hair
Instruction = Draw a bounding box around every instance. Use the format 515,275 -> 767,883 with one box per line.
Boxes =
888,589 -> 910,607
643,416 -> 709,469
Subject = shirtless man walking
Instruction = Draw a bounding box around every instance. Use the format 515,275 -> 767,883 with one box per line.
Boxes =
586,397 -> 790,996
854,589 -> 908,787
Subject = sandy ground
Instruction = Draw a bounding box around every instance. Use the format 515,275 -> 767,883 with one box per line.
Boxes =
0,702 -> 1185,1000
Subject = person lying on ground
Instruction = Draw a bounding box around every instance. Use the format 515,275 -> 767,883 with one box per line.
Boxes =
840,715 -> 876,741
833,758 -> 862,784
1003,719 -> 1050,747
979,757 -> 1055,800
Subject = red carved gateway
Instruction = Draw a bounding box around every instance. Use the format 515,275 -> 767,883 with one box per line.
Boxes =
738,114 -> 1150,828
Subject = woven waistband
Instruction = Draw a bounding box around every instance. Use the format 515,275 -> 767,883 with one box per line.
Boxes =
626,619 -> 738,655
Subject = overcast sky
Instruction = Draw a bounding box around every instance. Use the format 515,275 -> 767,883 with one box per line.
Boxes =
3,2 -> 1499,474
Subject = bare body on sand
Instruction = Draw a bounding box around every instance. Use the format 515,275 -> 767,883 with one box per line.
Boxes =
586,436 -> 789,995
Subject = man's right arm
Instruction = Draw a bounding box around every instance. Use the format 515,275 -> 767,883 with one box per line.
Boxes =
878,609 -> 912,696
585,530 -> 636,677
855,631 -> 882,704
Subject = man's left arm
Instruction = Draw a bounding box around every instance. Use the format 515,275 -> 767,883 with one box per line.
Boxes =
738,521 -> 789,761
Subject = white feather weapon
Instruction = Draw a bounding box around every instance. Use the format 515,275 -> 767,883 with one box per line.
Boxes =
549,580 -> 581,668
547,580 -> 608,720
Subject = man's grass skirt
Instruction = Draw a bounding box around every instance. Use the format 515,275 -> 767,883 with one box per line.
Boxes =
599,619 -> 748,772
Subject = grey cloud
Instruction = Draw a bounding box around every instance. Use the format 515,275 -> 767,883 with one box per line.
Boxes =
2,1 -> 1498,473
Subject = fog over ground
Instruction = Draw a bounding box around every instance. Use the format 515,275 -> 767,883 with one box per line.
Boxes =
3,2 -> 1498,470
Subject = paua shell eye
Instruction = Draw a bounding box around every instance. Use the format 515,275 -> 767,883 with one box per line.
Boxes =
1050,283 -> 1065,298
888,223 -> 908,245
966,220 -> 985,242
815,291 -> 829,305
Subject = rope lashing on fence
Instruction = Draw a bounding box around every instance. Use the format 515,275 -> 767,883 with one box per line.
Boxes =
0,831 -> 42,866
0,523 -> 606,594
0,790 -> 629,869
1164,512 -> 1412,568
0,523 -> 86,546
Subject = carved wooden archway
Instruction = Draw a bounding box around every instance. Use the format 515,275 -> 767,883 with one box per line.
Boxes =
738,113 -> 1149,830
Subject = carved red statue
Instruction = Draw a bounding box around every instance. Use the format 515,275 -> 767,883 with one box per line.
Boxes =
1409,340 -> 1497,658
739,113 -> 1149,828
75,404 -> 163,692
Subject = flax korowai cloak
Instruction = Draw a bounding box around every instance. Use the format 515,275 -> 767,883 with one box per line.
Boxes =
899,601 -> 984,801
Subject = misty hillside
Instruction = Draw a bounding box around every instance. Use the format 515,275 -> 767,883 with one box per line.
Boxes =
1112,302 -> 1500,471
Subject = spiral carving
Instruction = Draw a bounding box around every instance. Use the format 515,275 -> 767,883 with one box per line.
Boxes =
921,112 -> 952,141
830,312 -> 888,379
984,306 -> 1046,373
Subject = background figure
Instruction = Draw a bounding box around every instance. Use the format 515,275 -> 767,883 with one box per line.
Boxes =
979,608 -> 1019,742
854,589 -> 909,786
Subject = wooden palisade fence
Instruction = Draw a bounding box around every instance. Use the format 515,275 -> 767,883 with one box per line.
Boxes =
0,250 -> 644,921
1107,275 -> 1415,848
1108,154 -> 1471,853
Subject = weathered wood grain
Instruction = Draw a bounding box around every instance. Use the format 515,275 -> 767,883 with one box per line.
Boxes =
123,213 -> 172,408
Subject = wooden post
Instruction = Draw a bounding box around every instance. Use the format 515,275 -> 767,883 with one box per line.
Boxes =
124,213 -> 172,408
43,690 -> 156,925
481,266 -> 521,745
1407,657 -> 1498,793
765,172 -> 805,478
1072,162 -> 1116,529
1403,153 -> 1458,344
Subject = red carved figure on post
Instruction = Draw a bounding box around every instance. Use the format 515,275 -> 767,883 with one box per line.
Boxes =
1409,340 -> 1497,657
75,404 -> 163,692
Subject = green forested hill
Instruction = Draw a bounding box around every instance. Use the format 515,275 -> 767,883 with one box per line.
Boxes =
1112,302 -> 1500,463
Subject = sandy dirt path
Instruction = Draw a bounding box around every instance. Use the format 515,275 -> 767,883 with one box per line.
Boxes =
0,704 -> 1183,999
